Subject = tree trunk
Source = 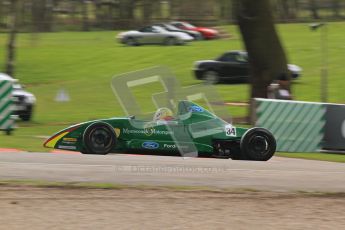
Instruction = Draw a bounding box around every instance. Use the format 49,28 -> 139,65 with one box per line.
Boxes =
219,0 -> 233,23
5,0 -> 19,77
45,0 -> 54,31
81,0 -> 89,31
119,0 -> 137,28
280,0 -> 290,21
120,0 -> 136,19
0,1 -> 3,24
32,0 -> 54,32
332,0 -> 341,18
290,0 -> 299,20
309,0 -> 320,19
233,0 -> 290,123
108,3 -> 114,29
70,0 -> 77,23
94,0 -> 102,27
142,0 -> 153,24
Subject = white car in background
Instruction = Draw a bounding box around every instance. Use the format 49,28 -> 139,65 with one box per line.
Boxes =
12,83 -> 36,121
0,73 -> 36,121
117,26 -> 193,46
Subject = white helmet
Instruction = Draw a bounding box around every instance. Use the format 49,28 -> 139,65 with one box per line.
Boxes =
153,107 -> 174,121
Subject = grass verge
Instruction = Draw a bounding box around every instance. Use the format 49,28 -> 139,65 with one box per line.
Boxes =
1,179 -> 345,197
0,179 -> 258,193
277,152 -> 345,163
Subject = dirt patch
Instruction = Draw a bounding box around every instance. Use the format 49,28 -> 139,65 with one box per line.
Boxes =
1,186 -> 344,230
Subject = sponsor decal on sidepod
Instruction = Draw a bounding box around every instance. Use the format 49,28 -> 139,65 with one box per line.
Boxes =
142,141 -> 159,149
123,128 -> 172,136
190,105 -> 204,112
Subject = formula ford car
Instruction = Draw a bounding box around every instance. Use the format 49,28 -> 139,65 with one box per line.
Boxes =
44,101 -> 276,161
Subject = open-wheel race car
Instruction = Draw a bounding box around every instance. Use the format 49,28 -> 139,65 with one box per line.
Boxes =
44,101 -> 276,161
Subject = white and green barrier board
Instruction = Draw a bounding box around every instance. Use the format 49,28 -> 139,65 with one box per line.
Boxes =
255,99 -> 326,152
0,73 -> 15,134
323,104 -> 345,151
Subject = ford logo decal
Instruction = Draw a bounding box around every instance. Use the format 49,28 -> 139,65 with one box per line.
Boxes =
190,105 -> 204,112
142,141 -> 159,149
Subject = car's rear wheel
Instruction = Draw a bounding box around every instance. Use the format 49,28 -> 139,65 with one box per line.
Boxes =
240,128 -> 276,161
203,70 -> 220,84
164,37 -> 177,46
82,122 -> 116,155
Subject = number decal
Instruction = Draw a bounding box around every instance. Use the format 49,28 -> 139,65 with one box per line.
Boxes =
225,125 -> 236,137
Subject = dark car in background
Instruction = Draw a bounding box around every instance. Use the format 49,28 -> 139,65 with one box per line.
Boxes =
193,51 -> 302,84
152,23 -> 203,40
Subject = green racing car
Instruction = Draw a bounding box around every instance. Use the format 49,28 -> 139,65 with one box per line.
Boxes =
44,100 -> 276,161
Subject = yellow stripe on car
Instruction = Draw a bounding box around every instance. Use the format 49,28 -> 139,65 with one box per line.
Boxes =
44,131 -> 69,148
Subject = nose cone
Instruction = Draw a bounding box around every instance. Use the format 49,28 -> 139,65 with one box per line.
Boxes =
43,131 -> 69,148
43,126 -> 80,148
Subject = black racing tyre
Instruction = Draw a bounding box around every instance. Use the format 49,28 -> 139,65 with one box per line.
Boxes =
240,128 -> 276,161
203,70 -> 220,84
164,37 -> 177,46
82,122 -> 116,155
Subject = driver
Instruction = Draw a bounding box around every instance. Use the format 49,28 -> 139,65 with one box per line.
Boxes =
153,107 -> 174,121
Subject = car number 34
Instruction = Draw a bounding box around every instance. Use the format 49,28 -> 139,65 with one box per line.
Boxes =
225,125 -> 236,137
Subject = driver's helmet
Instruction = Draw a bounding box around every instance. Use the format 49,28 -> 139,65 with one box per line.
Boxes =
153,107 -> 174,121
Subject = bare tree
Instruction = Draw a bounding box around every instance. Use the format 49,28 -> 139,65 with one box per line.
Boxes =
118,0 -> 136,28
290,0 -> 300,20
81,0 -> 89,31
70,0 -> 78,23
0,0 -> 5,27
31,0 -> 54,32
119,0 -> 136,20
233,0 -> 290,121
219,0 -> 234,22
5,0 -> 19,76
271,0 -> 298,22
332,0 -> 341,18
309,0 -> 320,19
142,0 -> 154,24
92,0 -> 118,29
280,0 -> 291,21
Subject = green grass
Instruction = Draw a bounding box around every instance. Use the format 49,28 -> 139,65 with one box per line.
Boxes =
0,179 -> 258,192
2,179 -> 345,197
277,152 -> 345,163
0,22 -> 345,156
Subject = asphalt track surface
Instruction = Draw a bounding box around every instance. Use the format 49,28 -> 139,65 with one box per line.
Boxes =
0,151 -> 344,192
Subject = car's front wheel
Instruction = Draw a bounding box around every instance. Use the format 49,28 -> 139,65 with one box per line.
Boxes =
164,37 -> 177,46
125,37 -> 138,46
203,70 -> 220,84
82,122 -> 116,155
20,105 -> 33,121
240,128 -> 276,161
